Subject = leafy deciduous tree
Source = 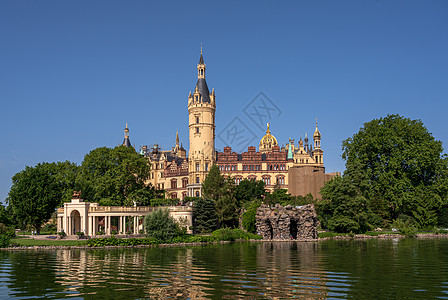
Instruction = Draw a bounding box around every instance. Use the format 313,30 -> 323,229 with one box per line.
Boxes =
8,163 -> 64,233
78,146 -> 157,206
322,114 -> 448,231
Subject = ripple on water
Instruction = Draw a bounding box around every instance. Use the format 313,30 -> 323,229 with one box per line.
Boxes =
1,240 -> 448,299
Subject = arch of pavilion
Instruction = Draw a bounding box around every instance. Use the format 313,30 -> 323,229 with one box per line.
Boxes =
57,197 -> 193,236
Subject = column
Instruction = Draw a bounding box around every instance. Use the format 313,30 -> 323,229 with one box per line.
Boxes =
88,216 -> 92,236
67,216 -> 71,235
119,216 -> 123,234
93,216 -> 97,236
106,216 -> 111,235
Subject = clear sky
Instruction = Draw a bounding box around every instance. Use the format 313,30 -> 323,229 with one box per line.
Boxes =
1,0 -> 447,203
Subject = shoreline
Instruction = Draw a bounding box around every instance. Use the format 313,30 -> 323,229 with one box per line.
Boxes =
2,233 -> 447,251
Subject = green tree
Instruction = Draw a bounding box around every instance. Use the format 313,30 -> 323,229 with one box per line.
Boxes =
202,164 -> 225,201
193,198 -> 218,233
78,146 -> 157,206
319,171 -> 381,233
7,163 -> 64,233
216,177 -> 240,228
144,209 -> 181,241
202,165 -> 241,228
265,189 -> 293,205
235,179 -> 266,203
242,200 -> 261,233
338,114 -> 448,227
53,161 -> 80,203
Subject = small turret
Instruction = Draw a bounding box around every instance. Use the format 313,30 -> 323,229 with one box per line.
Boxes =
122,123 -> 131,147
313,120 -> 321,149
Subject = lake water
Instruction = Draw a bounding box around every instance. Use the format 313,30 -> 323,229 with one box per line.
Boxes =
0,238 -> 447,299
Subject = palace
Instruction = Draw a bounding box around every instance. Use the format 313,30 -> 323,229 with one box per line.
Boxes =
123,50 -> 339,200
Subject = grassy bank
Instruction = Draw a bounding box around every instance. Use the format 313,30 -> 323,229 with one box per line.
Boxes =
4,228 -> 261,248
10,238 -> 88,247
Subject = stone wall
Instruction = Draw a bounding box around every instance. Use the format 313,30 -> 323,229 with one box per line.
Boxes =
256,203 -> 318,240
287,165 -> 340,199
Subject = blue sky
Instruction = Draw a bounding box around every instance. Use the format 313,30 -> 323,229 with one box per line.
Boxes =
1,1 -> 447,203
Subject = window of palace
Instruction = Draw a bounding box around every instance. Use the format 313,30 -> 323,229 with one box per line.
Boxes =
171,180 -> 177,189
196,127 -> 200,134
262,176 -> 271,185
196,117 -> 199,124
196,191 -> 200,197
196,177 -> 200,184
196,163 -> 200,172
205,163 -> 209,171
277,176 -> 285,185
182,178 -> 188,188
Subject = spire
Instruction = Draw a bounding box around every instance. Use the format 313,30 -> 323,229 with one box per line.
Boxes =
192,46 -> 211,103
122,122 -> 131,147
176,130 -> 179,146
199,43 -> 204,65
288,141 -> 293,159
313,122 -> 321,139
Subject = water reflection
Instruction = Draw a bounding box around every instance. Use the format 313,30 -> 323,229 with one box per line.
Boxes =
0,239 -> 447,299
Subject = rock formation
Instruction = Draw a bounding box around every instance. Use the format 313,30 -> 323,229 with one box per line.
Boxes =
256,203 -> 318,240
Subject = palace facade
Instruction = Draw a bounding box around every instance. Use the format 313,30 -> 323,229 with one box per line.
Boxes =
122,51 -> 339,200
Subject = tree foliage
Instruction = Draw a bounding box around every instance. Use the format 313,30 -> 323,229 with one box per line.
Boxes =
7,163 -> 68,233
321,114 -> 448,232
242,200 -> 261,234
318,172 -> 381,233
202,165 -> 240,228
143,209 -> 181,241
193,198 -> 218,233
202,164 -> 225,201
235,179 -> 266,203
78,146 -> 159,206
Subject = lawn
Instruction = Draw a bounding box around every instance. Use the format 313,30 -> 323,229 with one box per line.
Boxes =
10,238 -> 88,247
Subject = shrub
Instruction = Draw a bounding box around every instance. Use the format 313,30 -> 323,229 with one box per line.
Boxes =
0,224 -> 15,239
0,234 -> 10,248
144,209 -> 182,242
327,215 -> 361,233
41,222 -> 57,234
57,231 -> 66,239
392,219 -> 417,237
242,200 -> 261,234
438,205 -> 448,227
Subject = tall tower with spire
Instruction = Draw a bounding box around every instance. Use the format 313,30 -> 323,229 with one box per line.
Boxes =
187,47 -> 216,197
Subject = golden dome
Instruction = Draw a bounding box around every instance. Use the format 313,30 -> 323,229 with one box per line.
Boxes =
259,123 -> 278,153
